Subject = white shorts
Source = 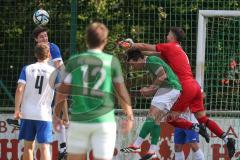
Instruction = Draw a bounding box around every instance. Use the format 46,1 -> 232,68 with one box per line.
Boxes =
67,121 -> 116,159
151,88 -> 180,112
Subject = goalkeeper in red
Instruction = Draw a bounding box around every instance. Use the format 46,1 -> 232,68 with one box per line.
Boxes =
119,27 -> 235,158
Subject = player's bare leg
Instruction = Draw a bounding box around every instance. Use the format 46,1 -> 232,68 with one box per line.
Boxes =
23,140 -> 35,160
175,143 -> 204,160
39,143 -> 51,160
58,100 -> 68,160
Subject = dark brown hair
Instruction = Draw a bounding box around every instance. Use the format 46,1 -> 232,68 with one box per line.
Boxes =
86,22 -> 109,48
33,26 -> 48,38
126,48 -> 144,61
34,43 -> 49,60
170,27 -> 185,43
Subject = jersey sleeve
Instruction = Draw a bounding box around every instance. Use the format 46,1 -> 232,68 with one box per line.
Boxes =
50,43 -> 62,62
63,56 -> 74,84
146,56 -> 164,75
64,74 -> 72,84
111,56 -> 124,83
156,43 -> 168,58
54,72 -> 61,84
18,66 -> 27,84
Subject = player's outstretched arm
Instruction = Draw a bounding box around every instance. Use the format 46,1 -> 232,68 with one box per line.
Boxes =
119,38 -> 157,52
133,43 -> 157,52
14,83 -> 25,119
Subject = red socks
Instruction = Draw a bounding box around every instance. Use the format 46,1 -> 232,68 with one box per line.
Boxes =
197,116 -> 224,138
167,117 -> 193,129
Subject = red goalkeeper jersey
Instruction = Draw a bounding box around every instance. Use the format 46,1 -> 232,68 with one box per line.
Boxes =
156,42 -> 194,82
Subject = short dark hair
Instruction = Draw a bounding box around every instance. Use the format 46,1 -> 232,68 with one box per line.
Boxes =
86,22 -> 109,48
170,27 -> 185,43
33,26 -> 48,38
34,43 -> 49,60
126,48 -> 144,61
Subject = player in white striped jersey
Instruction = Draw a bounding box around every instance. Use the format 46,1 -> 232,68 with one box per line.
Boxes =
174,109 -> 205,160
14,43 -> 58,160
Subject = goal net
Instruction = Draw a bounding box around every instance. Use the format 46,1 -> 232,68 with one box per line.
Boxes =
116,10 -> 240,160
194,10 -> 240,159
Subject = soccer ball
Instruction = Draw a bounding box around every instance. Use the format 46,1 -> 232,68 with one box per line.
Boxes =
33,9 -> 49,25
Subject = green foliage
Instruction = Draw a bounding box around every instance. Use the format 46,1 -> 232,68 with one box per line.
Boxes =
1,0 -> 240,110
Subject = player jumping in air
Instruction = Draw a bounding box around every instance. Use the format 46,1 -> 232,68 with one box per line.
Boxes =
8,26 -> 69,160
32,26 -> 68,160
119,27 -> 236,158
121,48 -> 181,160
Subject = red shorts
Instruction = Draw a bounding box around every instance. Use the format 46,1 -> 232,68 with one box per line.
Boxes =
171,79 -> 205,113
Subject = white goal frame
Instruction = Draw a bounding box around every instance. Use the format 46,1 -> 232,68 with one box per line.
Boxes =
196,10 -> 240,88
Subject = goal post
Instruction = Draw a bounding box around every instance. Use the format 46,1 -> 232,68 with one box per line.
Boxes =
193,11 -> 240,159
196,10 -> 240,89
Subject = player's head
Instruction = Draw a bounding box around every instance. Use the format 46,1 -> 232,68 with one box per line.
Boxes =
126,48 -> 145,70
167,27 -> 185,43
34,43 -> 50,61
33,26 -> 48,43
86,22 -> 109,49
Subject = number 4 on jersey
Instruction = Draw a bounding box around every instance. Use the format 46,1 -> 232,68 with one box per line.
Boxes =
35,75 -> 44,94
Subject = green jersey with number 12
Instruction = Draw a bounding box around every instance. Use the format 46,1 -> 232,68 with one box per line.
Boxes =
65,50 -> 124,123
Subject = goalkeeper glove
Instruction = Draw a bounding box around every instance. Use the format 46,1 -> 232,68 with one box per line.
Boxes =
118,38 -> 134,48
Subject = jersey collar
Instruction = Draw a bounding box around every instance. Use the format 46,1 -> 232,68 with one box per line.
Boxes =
87,49 -> 102,53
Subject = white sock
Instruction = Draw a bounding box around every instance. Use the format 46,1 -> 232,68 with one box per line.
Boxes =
59,125 -> 66,143
133,137 -> 144,147
59,124 -> 67,152
223,136 -> 228,144
175,151 -> 185,160
193,149 -> 205,160
149,144 -> 158,153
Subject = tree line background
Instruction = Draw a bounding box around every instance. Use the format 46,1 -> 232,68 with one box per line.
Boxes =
1,0 -> 240,111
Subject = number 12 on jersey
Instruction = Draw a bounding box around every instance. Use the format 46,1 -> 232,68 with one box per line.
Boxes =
81,65 -> 106,96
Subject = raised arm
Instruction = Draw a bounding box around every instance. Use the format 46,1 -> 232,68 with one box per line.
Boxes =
132,43 -> 156,52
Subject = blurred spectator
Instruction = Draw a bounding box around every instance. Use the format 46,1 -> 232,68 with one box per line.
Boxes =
220,58 -> 240,85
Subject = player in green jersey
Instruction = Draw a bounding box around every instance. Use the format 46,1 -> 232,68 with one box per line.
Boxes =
54,22 -> 133,160
121,48 -> 181,160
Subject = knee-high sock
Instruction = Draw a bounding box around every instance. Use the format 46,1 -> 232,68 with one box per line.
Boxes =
59,125 -> 66,143
150,124 -> 161,145
193,149 -> 205,160
133,118 -> 156,147
148,124 -> 161,153
197,116 -> 224,138
175,151 -> 185,160
59,125 -> 67,152
168,117 -> 193,129
139,118 -> 155,139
